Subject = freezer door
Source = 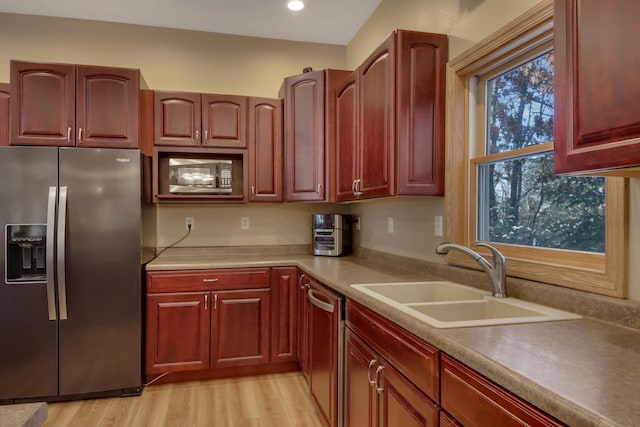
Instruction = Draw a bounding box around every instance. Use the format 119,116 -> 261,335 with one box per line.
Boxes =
58,148 -> 142,396
0,146 -> 59,401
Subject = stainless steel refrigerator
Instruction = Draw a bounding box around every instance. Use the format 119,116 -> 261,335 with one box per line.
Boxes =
0,146 -> 142,402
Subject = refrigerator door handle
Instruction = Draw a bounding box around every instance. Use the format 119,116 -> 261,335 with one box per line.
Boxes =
57,186 -> 69,320
46,186 -> 58,321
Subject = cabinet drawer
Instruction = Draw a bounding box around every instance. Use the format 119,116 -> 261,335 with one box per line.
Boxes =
346,300 -> 440,402
441,354 -> 564,427
147,268 -> 270,292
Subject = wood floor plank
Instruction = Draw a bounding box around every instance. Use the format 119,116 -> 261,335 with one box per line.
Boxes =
44,372 -> 324,427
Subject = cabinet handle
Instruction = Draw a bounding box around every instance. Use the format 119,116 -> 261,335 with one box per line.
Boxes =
67,127 -> 72,143
352,179 -> 357,195
214,294 -> 218,309
374,365 -> 384,394
204,294 -> 208,310
317,184 -> 322,195
203,278 -> 219,282
195,130 -> 199,141
298,274 -> 306,289
355,179 -> 363,197
204,130 -> 208,140
78,128 -> 83,143
251,185 -> 255,198
367,360 -> 377,386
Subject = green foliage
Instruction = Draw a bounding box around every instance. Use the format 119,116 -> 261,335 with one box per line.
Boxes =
480,51 -> 605,253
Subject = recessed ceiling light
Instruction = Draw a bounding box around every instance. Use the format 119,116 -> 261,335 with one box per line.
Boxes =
288,1 -> 304,11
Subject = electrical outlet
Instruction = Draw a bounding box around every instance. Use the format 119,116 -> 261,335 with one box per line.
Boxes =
388,217 -> 394,233
185,217 -> 194,231
241,217 -> 250,230
434,216 -> 443,237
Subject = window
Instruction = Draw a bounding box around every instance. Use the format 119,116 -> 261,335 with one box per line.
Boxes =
446,0 -> 627,297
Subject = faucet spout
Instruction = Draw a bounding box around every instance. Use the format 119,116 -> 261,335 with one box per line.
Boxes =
435,242 -> 507,298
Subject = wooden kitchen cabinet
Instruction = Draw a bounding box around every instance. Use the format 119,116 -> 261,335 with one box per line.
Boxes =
554,0 -> 640,174
145,292 -> 210,374
249,97 -> 283,202
271,267 -> 298,362
211,289 -> 270,369
335,30 -> 447,201
282,69 -> 351,201
154,91 -> 247,148
145,268 -> 281,381
345,300 -> 440,427
10,60 -> 142,148
440,353 -> 564,427
0,83 -> 8,146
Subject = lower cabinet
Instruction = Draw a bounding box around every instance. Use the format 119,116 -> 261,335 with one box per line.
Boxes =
345,300 -> 440,427
440,354 -> 564,427
145,267 -> 297,382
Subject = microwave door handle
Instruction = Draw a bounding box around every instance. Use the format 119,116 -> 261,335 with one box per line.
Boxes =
57,187 -> 69,320
46,186 -> 57,321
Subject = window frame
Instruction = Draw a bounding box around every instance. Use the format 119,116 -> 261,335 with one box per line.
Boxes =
445,0 -> 628,297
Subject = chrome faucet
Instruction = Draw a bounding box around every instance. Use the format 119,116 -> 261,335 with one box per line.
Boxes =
435,242 -> 508,298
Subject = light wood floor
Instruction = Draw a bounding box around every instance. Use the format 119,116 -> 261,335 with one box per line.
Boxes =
44,372 -> 325,427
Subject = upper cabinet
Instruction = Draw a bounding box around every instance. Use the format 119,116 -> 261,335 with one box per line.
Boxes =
154,91 -> 248,148
10,60 -> 142,149
249,97 -> 283,202
335,30 -> 447,201
554,0 -> 640,175
282,69 -> 351,202
0,83 -> 8,146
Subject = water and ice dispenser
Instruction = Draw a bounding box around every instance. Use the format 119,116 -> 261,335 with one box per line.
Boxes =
5,224 -> 47,284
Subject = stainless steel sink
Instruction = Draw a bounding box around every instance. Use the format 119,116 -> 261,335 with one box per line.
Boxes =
351,281 -> 581,328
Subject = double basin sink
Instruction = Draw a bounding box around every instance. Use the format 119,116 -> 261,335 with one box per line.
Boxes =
351,281 -> 580,328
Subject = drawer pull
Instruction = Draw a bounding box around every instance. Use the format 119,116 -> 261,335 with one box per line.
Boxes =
375,365 -> 385,394
367,359 -> 377,386
203,278 -> 219,282
204,294 -> 208,310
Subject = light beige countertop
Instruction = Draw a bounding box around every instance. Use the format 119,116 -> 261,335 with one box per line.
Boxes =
147,250 -> 640,427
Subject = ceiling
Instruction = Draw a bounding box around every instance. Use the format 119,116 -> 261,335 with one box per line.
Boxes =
0,0 -> 383,45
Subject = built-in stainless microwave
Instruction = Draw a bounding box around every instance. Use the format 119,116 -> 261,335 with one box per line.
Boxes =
168,158 -> 232,194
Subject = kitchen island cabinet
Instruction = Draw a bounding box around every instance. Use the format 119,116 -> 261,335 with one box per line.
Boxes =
0,83 -> 8,146
554,0 -> 640,175
10,60 -> 142,149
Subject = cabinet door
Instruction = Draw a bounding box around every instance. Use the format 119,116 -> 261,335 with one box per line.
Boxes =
211,289 -> 271,369
271,267 -> 298,362
297,271 -> 311,380
202,94 -> 247,148
380,363 -> 439,427
344,329 -> 378,427
249,97 -> 283,202
335,72 -> 359,202
145,292 -> 210,374
0,83 -> 8,146
441,354 -> 563,427
284,70 -> 326,201
76,65 -> 140,149
396,30 -> 447,196
359,33 -> 395,199
554,0 -> 640,174
308,280 -> 341,427
154,91 -> 202,146
10,61 -> 75,146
